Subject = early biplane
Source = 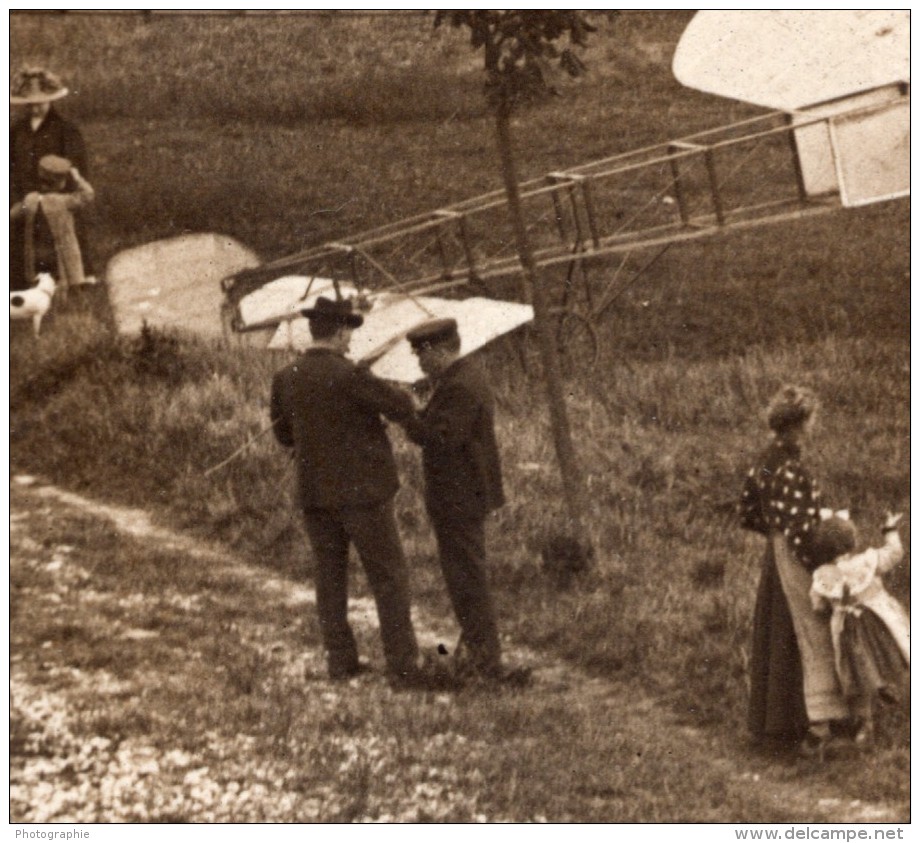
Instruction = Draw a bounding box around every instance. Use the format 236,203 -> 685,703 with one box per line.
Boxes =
105,10 -> 909,381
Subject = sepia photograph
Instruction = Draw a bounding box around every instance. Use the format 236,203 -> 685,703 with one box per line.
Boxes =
8,8 -> 910,827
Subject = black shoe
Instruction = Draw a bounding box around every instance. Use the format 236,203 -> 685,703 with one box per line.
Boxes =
852,718 -> 875,749
328,661 -> 372,681
455,660 -> 533,690
388,664 -> 463,692
878,686 -> 900,705
497,666 -> 533,688
474,665 -> 533,689
799,724 -> 831,761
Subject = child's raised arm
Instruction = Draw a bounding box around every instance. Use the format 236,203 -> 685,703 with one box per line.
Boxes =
876,512 -> 905,574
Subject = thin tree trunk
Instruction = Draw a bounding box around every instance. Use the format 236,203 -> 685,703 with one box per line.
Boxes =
494,102 -> 591,543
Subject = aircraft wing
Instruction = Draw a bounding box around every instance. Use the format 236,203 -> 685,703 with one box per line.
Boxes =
237,274 -> 357,333
108,11 -> 908,354
673,10 -> 909,111
257,286 -> 533,383
105,235 -> 532,379
358,293 -> 534,383
106,233 -> 260,337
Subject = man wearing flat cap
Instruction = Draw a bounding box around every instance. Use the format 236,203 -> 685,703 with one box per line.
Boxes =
270,297 -> 443,689
9,154 -> 96,291
405,318 -> 529,686
10,66 -> 95,290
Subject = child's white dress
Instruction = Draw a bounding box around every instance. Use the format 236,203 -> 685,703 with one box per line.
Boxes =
810,531 -> 910,704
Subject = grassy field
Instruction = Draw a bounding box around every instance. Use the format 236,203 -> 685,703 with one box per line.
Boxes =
10,10 -> 910,820
17,480 -> 906,823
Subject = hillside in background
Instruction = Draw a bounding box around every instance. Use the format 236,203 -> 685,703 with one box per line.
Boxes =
11,11 -> 907,358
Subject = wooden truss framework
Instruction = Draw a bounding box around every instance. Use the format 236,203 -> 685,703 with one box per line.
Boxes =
222,88 -> 909,334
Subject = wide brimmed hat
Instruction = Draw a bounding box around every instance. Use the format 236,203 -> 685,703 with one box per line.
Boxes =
10,67 -> 69,105
301,296 -> 364,328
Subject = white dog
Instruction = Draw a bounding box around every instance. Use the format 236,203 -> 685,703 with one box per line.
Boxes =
10,273 -> 57,337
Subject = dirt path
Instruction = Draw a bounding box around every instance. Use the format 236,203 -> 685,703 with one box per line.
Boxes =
9,476 -> 907,823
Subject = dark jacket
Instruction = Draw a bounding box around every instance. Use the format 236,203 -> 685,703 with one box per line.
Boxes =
10,108 -> 88,204
270,347 -> 415,510
406,356 -> 505,521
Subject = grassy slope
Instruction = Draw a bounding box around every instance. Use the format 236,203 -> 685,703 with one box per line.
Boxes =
11,10 -> 910,810
19,484 -> 903,822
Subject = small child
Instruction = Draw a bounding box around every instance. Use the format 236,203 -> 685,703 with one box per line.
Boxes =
9,154 -> 95,290
809,511 -> 910,746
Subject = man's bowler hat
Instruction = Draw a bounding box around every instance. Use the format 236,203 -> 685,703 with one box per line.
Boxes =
301,296 -> 364,328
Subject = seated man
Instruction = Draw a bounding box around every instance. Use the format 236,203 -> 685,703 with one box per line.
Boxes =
10,66 -> 95,291
10,154 -> 95,291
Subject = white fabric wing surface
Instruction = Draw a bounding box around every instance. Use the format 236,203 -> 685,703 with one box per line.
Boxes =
237,275 -> 355,329
106,233 -> 259,337
361,294 -> 534,383
256,283 -> 533,383
107,239 -> 533,380
673,10 -> 909,111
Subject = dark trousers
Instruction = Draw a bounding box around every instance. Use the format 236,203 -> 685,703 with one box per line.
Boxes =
431,513 -> 502,675
302,499 -> 419,676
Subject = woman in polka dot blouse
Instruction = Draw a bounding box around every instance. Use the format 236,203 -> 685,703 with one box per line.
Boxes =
739,385 -> 849,757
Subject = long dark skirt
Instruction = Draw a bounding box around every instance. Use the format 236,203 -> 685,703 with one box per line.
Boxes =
838,608 -> 910,703
748,542 -> 809,740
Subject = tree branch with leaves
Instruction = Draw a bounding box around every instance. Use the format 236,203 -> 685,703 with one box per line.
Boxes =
436,10 -> 607,569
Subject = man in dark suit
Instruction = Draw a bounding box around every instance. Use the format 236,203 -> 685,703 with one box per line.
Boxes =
271,297 -> 439,688
405,318 -> 530,686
